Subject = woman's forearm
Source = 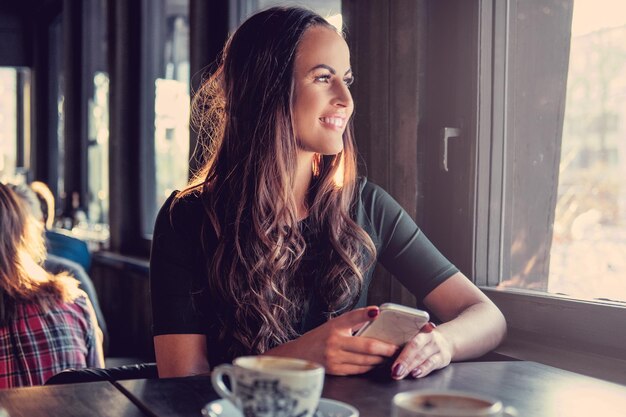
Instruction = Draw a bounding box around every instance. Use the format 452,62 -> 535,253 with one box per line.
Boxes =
436,301 -> 507,361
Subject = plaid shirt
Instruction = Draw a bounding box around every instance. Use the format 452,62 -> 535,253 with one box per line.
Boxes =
0,292 -> 101,389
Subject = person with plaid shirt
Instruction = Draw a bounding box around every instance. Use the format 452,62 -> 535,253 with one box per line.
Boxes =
0,183 -> 104,388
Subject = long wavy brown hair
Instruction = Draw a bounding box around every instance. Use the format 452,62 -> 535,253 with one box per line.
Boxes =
177,6 -> 376,357
0,183 -> 79,326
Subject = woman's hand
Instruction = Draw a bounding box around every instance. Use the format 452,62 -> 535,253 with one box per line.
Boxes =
390,324 -> 453,380
265,306 -> 398,376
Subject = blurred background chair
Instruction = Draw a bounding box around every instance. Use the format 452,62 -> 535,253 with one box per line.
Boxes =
46,228 -> 92,273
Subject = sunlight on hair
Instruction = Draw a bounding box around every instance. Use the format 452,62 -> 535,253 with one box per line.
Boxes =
333,152 -> 345,189
326,14 -> 343,32
18,251 -> 48,285
23,214 -> 47,265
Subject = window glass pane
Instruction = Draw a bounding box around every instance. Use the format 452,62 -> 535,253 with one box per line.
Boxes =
0,68 -> 17,181
549,2 -> 626,301
499,1 -> 626,303
87,72 -> 110,225
0,68 -> 32,185
154,10 -> 190,205
51,16 -> 66,209
146,0 -> 190,236
85,0 -> 110,246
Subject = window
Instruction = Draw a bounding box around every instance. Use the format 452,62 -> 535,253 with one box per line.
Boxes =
482,0 -> 626,304
0,68 -> 18,181
141,0 -> 190,238
87,72 -> 110,225
468,0 -> 626,380
410,0 -> 625,378
85,0 -> 110,229
0,67 -> 31,185
50,14 -> 65,218
534,2 -> 626,302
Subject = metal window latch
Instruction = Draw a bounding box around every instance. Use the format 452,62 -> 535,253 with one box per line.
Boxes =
440,127 -> 461,172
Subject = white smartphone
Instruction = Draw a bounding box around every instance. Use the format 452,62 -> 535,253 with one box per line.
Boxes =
355,303 -> 430,345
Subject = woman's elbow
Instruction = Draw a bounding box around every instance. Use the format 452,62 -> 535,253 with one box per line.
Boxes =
488,302 -> 508,349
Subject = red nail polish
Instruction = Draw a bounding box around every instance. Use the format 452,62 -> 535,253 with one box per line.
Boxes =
392,363 -> 406,379
367,308 -> 379,318
421,322 -> 437,333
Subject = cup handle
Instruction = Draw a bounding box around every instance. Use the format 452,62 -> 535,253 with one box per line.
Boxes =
504,406 -> 518,417
211,364 -> 237,403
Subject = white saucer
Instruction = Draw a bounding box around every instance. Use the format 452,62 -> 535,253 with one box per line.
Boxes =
202,398 -> 359,417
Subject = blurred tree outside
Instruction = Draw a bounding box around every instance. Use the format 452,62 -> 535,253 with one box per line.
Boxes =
549,23 -> 626,301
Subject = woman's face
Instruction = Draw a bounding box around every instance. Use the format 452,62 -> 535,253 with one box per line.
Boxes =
292,26 -> 354,155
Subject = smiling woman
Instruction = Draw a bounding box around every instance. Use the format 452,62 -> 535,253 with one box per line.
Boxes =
149,6 -> 506,381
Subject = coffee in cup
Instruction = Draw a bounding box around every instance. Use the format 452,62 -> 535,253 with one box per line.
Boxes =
211,356 -> 325,417
392,390 -> 517,417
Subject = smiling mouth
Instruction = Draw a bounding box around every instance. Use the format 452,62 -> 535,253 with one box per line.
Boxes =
319,117 -> 345,129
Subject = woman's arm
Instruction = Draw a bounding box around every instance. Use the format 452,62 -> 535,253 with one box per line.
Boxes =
424,272 -> 506,360
153,334 -> 211,378
154,308 -> 397,378
391,272 -> 506,379
150,194 -> 215,378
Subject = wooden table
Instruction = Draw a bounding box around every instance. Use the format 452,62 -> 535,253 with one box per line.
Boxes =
117,361 -> 626,417
0,381 -> 146,417
2,361 -> 626,416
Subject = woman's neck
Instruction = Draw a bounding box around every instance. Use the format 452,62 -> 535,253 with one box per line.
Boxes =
295,151 -> 315,220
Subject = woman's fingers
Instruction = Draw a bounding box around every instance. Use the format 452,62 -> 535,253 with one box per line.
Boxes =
318,332 -> 397,374
391,332 -> 433,379
411,353 -> 443,378
341,334 -> 398,357
332,305 -> 381,332
322,335 -> 396,368
403,340 -> 439,377
326,363 -> 376,376
332,350 -> 388,367
391,329 -> 453,380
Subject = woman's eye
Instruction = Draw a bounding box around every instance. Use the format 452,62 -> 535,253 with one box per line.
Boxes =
314,74 -> 332,83
344,76 -> 354,87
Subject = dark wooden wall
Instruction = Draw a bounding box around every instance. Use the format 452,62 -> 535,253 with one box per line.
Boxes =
344,0 -> 426,307
418,0 -> 480,279
0,7 -> 30,66
91,253 -> 153,360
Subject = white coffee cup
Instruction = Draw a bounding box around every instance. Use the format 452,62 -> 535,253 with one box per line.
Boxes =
211,356 -> 325,417
392,390 -> 517,417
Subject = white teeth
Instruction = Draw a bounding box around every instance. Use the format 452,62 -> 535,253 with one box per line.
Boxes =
320,117 -> 344,127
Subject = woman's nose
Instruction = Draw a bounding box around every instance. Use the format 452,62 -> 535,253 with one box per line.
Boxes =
332,82 -> 353,108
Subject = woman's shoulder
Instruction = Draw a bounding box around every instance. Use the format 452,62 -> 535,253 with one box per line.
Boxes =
163,188 -> 205,217
355,176 -> 393,208
354,176 -> 408,237
154,188 -> 206,235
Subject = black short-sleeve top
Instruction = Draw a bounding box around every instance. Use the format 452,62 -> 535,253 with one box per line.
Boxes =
150,178 -> 458,366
